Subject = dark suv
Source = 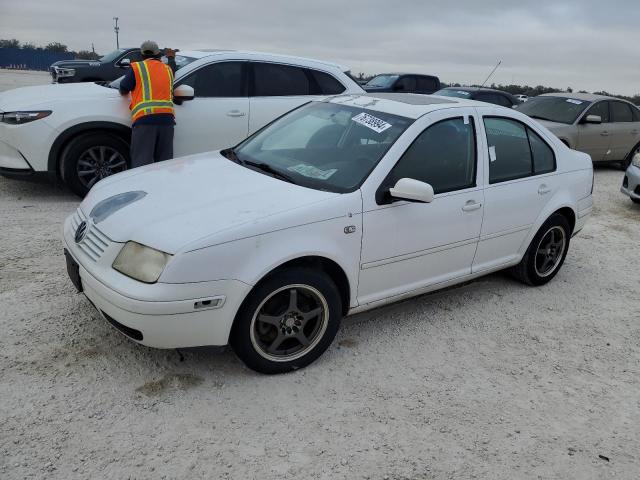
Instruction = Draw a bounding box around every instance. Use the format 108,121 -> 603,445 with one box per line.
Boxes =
363,73 -> 441,94
50,48 -> 143,83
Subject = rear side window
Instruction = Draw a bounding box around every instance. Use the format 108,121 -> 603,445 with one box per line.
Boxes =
611,101 -> 633,122
395,76 -> 417,92
484,117 -> 556,183
388,117 -> 476,194
416,76 -> 439,92
253,62 -> 309,96
180,62 -> 245,97
309,70 -> 346,95
477,92 -> 512,107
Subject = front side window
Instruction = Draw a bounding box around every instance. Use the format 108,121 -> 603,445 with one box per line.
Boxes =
584,101 -> 610,123
253,63 -> 309,96
485,117 -> 556,183
435,89 -> 473,99
516,96 -> 590,124
232,102 -> 413,192
179,62 -> 245,97
387,117 -> 477,194
122,50 -> 142,63
611,101 -> 633,122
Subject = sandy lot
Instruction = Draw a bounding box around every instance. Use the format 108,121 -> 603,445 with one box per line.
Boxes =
0,69 -> 50,92
1,73 -> 639,479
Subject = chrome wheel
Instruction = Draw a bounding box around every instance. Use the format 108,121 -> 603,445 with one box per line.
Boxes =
534,226 -> 566,278
250,284 -> 329,362
76,146 -> 127,189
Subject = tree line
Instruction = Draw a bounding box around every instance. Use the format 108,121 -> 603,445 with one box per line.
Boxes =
0,38 -> 100,60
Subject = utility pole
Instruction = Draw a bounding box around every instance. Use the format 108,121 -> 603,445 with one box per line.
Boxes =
113,17 -> 120,49
91,43 -> 95,54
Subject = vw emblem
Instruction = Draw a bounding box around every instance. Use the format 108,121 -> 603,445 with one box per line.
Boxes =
75,221 -> 88,243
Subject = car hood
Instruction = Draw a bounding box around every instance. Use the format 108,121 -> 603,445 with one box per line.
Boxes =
51,59 -> 100,68
80,152 -> 340,254
0,82 -> 120,111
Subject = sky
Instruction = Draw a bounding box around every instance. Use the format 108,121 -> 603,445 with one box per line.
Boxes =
2,0 -> 639,95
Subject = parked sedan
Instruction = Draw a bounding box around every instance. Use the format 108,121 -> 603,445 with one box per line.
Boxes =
621,154 -> 640,203
363,73 -> 441,94
63,93 -> 593,373
0,50 -> 363,196
517,93 -> 640,169
435,87 -> 520,107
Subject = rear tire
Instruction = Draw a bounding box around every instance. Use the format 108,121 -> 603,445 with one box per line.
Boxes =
510,213 -> 571,286
230,268 -> 342,374
61,132 -> 130,197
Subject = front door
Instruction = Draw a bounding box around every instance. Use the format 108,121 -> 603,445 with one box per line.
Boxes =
576,101 -> 611,162
608,101 -> 640,161
173,61 -> 249,157
358,109 -> 484,305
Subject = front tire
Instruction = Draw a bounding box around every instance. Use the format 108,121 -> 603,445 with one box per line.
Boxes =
621,143 -> 640,170
230,268 -> 342,374
511,213 -> 571,286
61,132 -> 130,197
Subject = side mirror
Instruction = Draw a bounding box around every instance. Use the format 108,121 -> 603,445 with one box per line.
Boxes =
584,114 -> 602,124
173,84 -> 195,103
117,58 -> 131,68
389,178 -> 434,203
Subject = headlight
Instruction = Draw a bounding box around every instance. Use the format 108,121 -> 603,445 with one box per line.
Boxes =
112,241 -> 171,283
1,111 -> 52,125
632,152 -> 640,168
53,67 -> 75,78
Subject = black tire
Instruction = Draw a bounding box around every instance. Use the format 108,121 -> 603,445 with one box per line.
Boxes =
510,213 -> 571,286
230,267 -> 342,374
61,132 -> 130,197
632,198 -> 640,205
621,143 -> 640,170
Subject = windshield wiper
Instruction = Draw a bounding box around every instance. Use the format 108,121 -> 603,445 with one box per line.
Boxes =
243,160 -> 297,184
220,147 -> 241,164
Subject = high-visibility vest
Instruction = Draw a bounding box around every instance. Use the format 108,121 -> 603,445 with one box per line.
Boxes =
129,59 -> 174,123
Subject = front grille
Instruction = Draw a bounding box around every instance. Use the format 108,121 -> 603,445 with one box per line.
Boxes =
71,210 -> 112,261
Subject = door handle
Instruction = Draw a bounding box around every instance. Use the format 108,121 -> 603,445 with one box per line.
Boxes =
226,110 -> 246,117
538,185 -> 551,195
461,200 -> 482,212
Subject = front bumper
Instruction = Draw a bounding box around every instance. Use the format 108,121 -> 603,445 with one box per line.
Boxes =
63,214 -> 252,349
621,165 -> 640,201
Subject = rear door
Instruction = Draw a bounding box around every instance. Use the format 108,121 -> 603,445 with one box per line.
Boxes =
248,62 -> 346,135
173,61 -> 249,156
576,101 -> 611,162
609,101 -> 640,161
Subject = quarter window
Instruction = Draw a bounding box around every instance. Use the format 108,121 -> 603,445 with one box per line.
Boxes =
611,101 -> 633,122
253,62 -> 309,96
180,62 -> 245,97
388,117 -> 476,194
484,117 -> 556,183
309,70 -> 346,95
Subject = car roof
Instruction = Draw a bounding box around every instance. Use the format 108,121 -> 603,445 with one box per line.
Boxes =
325,93 -> 490,119
441,86 -> 510,95
180,49 -> 348,71
540,92 -> 615,102
372,72 -> 439,78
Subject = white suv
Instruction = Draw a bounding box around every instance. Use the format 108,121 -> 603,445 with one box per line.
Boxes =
0,50 -> 364,196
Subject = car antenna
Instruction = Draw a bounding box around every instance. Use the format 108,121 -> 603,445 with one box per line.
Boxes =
480,60 -> 502,88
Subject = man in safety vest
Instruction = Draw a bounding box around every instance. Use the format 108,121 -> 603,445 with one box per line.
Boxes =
119,40 -> 175,168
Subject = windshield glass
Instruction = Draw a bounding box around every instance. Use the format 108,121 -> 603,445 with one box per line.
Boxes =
516,96 -> 591,124
231,102 -> 413,193
106,55 -> 197,89
99,49 -> 126,63
365,75 -> 399,88
435,89 -> 473,99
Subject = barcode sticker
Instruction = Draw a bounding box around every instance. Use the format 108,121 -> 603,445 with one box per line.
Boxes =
352,112 -> 392,133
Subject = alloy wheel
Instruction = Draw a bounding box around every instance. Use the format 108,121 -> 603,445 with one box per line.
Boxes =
76,146 -> 128,189
534,226 -> 566,277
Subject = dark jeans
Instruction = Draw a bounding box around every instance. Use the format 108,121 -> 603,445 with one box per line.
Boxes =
130,124 -> 174,168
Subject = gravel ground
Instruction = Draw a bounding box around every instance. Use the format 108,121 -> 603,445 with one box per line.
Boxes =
0,70 -> 50,92
1,72 -> 639,479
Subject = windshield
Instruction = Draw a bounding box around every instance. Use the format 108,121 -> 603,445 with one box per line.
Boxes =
435,89 -> 473,99
106,55 -> 197,89
365,75 -> 399,88
99,49 -> 126,63
516,96 -> 591,124
230,102 -> 413,193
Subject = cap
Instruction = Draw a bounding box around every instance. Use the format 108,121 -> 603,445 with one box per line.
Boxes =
140,40 -> 160,56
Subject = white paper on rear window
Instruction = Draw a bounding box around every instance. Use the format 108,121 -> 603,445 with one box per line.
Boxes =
351,112 -> 392,133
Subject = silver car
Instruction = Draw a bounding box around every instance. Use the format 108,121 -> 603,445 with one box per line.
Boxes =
621,153 -> 640,204
517,93 -> 640,169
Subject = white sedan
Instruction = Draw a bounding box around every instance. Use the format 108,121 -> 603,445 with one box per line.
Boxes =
0,50 -> 363,196
63,93 -> 594,373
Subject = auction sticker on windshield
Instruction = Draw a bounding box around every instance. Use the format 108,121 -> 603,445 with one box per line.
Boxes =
287,164 -> 338,180
352,112 -> 392,133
